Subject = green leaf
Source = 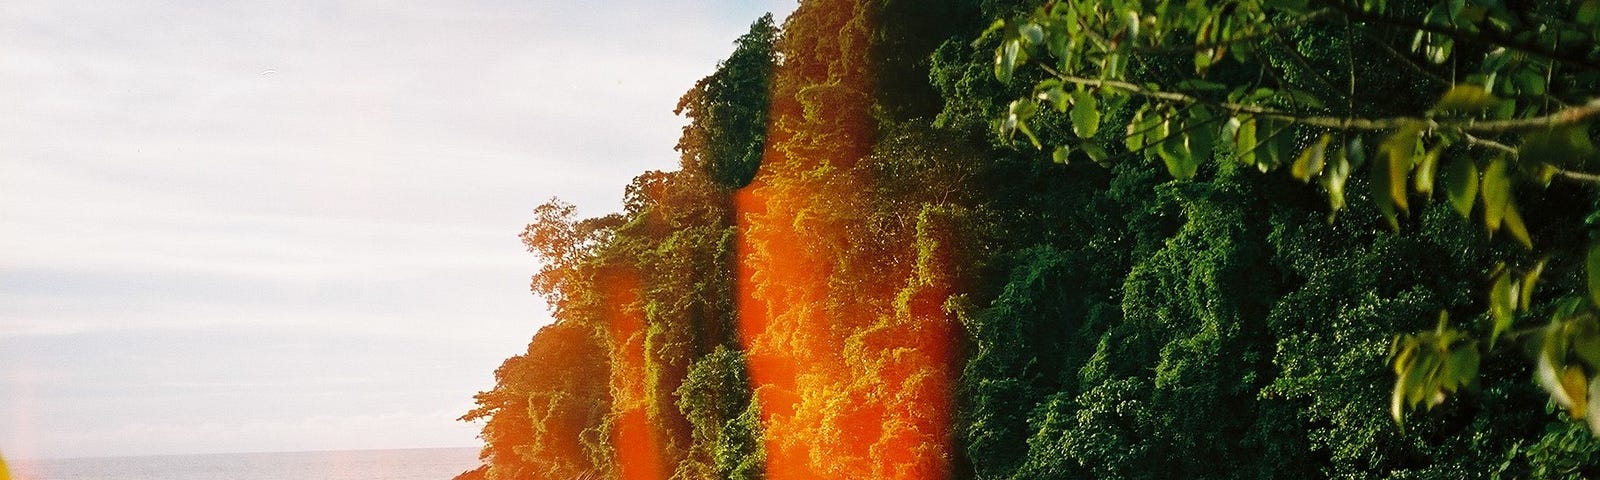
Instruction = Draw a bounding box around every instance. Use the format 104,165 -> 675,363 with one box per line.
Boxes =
1561,365 -> 1590,418
1432,84 -> 1498,113
995,39 -> 1024,84
1035,80 -> 1069,112
1232,116 -> 1257,166
1581,0 -> 1600,25
1502,200 -> 1532,249
1430,37 -> 1453,64
1490,268 -> 1518,348
1413,145 -> 1442,197
1521,259 -> 1546,311
1322,144 -> 1352,217
1446,0 -> 1466,21
1391,339 -> 1417,424
1082,144 -> 1112,168
1513,70 -> 1547,96
1186,107 -> 1218,161
1070,90 -> 1100,138
1403,351 -> 1437,408
1016,122 -> 1041,149
1005,100 -> 1041,148
1575,321 -> 1600,370
1255,118 -> 1293,172
1380,124 -> 1423,214
1292,134 -> 1331,182
1159,118 -> 1198,181
1018,23 -> 1045,46
1446,340 -> 1479,392
1125,106 -> 1158,152
1345,135 -> 1368,170
1443,158 -> 1479,218
1052,145 -> 1071,164
1520,124 -> 1599,171
1537,326 -> 1574,409
1480,155 -> 1512,235
1373,152 -> 1401,231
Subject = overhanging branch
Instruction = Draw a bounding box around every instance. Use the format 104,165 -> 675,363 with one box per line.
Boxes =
1041,66 -> 1600,135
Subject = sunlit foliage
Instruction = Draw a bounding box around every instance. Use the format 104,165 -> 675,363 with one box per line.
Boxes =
459,0 -> 1600,478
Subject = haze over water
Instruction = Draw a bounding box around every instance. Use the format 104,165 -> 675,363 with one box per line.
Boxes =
9,447 -> 480,480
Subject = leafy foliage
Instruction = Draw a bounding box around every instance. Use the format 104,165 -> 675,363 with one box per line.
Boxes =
676,15 -> 779,189
459,0 -> 1600,478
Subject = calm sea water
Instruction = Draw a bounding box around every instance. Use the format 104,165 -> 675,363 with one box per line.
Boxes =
10,447 -> 481,480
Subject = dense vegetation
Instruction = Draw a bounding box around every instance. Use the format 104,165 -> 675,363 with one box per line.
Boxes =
457,0 -> 1600,478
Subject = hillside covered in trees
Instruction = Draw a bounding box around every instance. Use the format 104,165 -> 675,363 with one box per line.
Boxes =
456,0 -> 1600,478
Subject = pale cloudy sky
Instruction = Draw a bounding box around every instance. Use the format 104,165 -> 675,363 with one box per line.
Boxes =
0,0 -> 793,459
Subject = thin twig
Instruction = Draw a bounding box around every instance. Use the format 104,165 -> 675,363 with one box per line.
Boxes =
1459,135 -> 1600,185
1345,19 -> 1356,118
1555,168 -> 1600,184
1461,133 -> 1516,154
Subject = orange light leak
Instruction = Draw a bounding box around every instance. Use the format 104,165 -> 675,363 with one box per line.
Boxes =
601,268 -> 670,480
733,1 -> 956,478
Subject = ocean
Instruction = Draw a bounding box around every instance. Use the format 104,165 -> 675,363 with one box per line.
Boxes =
8,447 -> 482,480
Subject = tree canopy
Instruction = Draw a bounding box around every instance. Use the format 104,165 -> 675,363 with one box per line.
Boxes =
458,0 -> 1600,478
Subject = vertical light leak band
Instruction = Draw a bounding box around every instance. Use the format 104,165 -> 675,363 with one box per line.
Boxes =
601,267 -> 672,480
733,0 -> 959,478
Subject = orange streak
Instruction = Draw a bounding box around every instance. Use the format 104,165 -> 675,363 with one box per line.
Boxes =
601,268 -> 670,480
731,1 -> 959,478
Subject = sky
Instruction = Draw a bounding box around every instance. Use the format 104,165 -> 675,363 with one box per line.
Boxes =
0,0 -> 795,460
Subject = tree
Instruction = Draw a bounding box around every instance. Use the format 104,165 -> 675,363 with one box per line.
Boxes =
988,0 -> 1600,437
676,15 -> 779,190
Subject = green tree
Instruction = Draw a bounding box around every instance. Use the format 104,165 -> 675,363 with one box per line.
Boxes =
988,0 -> 1600,440
676,14 -> 779,190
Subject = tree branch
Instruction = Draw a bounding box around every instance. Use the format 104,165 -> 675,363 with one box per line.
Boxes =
1555,168 -> 1600,184
1041,65 -> 1600,135
1461,133 -> 1515,154
1323,0 -> 1600,72
1461,135 -> 1600,185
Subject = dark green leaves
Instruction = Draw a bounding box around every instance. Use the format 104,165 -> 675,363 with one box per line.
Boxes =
1520,124 -> 1598,174
1159,117 -> 1198,180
